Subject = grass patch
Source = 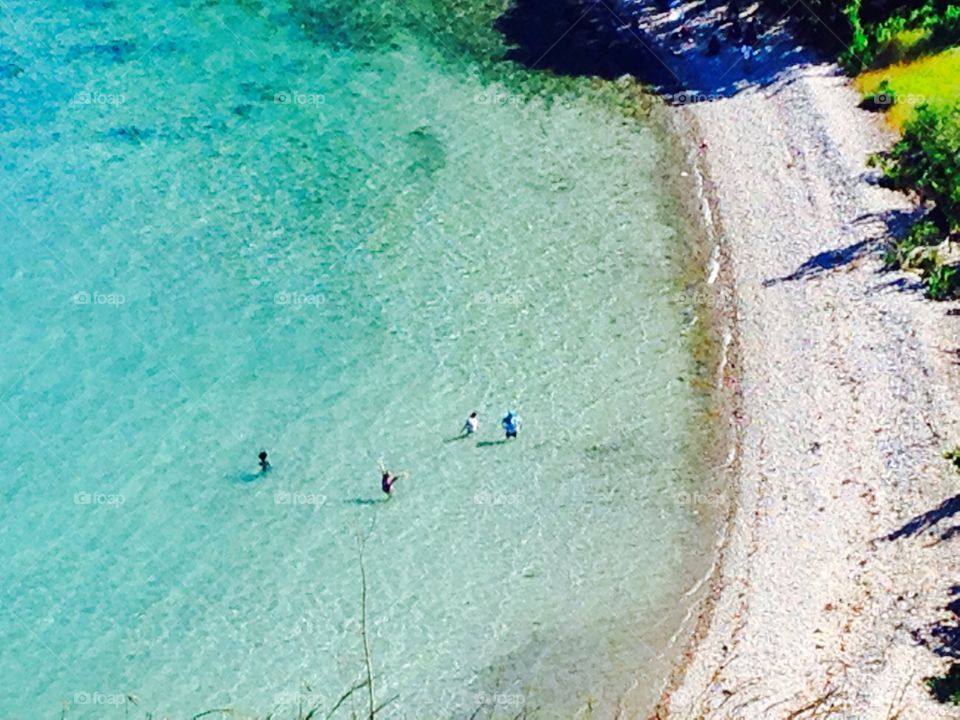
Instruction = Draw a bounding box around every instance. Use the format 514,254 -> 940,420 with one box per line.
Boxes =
857,47 -> 960,128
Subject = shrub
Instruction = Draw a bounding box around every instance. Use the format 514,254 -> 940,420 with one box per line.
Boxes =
944,445 -> 960,470
875,26 -> 930,65
927,662 -> 960,704
924,262 -> 960,299
908,218 -> 945,246
838,0 -> 959,69
842,0 -> 874,70
927,4 -> 960,49
881,102 -> 960,232
885,218 -> 944,268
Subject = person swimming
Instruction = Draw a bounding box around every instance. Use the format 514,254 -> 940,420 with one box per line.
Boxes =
258,451 -> 271,473
378,461 -> 408,495
501,410 -> 520,439
381,471 -> 398,494
463,411 -> 479,436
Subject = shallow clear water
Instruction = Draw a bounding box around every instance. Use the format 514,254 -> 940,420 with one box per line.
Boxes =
0,1 -> 718,717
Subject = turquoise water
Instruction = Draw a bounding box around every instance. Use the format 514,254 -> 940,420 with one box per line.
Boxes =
0,1 -> 718,717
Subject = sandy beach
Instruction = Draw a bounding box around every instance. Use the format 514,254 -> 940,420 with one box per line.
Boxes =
623,3 -> 960,717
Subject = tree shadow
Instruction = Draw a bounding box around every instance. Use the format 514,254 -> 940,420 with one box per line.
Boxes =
868,276 -> 926,294
760,208 -> 930,288
495,0 -> 824,100
495,0 -> 681,87
761,239 -> 875,286
852,207 -> 925,237
889,516 -> 960,703
885,493 -> 960,541
912,585 -> 960,661
940,525 -> 960,542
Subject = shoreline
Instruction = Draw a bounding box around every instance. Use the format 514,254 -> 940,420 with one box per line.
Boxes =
645,99 -> 745,716
617,3 -> 960,718
593,88 -> 746,717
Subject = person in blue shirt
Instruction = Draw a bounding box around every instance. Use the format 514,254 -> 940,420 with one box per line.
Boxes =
501,410 -> 520,439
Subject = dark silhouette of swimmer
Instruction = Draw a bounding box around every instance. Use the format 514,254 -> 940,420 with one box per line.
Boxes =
381,471 -> 399,495
258,451 -> 270,473
378,460 -> 408,495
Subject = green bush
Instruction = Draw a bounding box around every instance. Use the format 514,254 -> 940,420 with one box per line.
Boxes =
881,102 -> 960,232
835,0 -> 958,69
927,662 -> 960,704
875,103 -> 960,300
924,262 -> 960,299
872,16 -> 909,61
926,3 -> 960,48
908,218 -> 944,245
755,0 -> 958,69
874,26 -> 930,65
842,0 -> 874,69
944,445 -> 960,470
885,218 -> 944,268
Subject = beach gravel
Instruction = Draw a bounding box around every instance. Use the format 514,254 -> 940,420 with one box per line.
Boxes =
632,10 -> 960,718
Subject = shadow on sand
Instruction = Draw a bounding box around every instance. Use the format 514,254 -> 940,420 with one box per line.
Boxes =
886,497 -> 960,702
762,239 -> 875,286
496,0 -> 820,100
926,585 -> 960,660
885,493 -> 960,542
758,208 -> 944,300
